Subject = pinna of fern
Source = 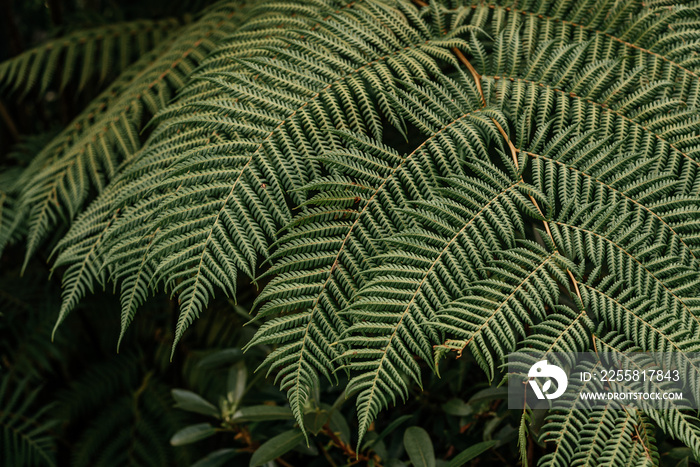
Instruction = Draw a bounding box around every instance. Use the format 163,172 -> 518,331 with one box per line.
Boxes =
0,0 -> 248,260
0,374 -> 58,467
0,17 -> 180,97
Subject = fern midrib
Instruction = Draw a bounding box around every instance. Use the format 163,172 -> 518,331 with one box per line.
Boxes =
554,220 -> 700,331
450,252 -> 556,351
633,413 -> 656,466
468,3 -> 699,79
170,25 -> 457,344
584,283 -> 700,377
627,414 -> 655,467
6,20 -> 176,54
0,413 -> 55,466
541,308 -> 588,354
490,74 -> 700,174
40,5 -> 238,154
111,192 -> 197,298
601,410 -> 635,467
494,104 -> 587,305
117,228 -> 159,350
284,106 -> 494,370
596,337 -> 700,457
543,358 -> 605,460
620,411 -> 655,464
574,404 -> 615,466
522,149 -> 699,260
356,180 -> 521,438
52,211 -> 118,338
22,13 -> 238,264
50,39 -> 182,156
179,23 -> 490,383
292,105 -> 493,296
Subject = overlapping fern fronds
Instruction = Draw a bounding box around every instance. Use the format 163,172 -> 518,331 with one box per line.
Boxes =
3,0 -> 700,464
0,171 -> 20,253
0,375 -> 58,467
55,353 -> 187,467
0,17 -> 180,97
1,0 -> 248,261
54,0 -> 469,358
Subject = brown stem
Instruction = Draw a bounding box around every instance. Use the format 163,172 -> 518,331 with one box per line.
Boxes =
453,48 -> 485,106
452,47 -> 584,304
626,409 -> 653,462
494,117 -> 584,303
317,441 -> 339,467
275,458 -> 294,467
321,423 -> 377,465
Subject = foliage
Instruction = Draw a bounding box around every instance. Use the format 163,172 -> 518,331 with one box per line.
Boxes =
2,0 -> 700,465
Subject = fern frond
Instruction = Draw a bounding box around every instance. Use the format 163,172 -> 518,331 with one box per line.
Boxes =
452,0 -> 700,107
248,71 -> 501,433
69,378 -> 185,467
11,0 -> 247,270
338,117 -> 700,441
0,375 -> 57,467
0,18 -> 180,97
537,333 -> 695,466
433,243 -> 575,379
55,0 -> 483,383
550,201 -> 700,368
5,0 -> 700,460
0,173 -> 20,256
343,159 -> 539,443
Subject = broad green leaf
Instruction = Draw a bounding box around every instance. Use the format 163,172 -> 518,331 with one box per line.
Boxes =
363,432 -> 388,460
249,429 -> 304,467
329,409 -> 352,444
227,362 -> 247,405
191,449 -> 239,467
170,423 -> 217,446
364,414 -> 413,450
197,348 -> 243,369
669,447 -> 694,460
303,408 -> 330,436
172,389 -> 220,418
442,399 -> 473,417
448,441 -> 497,467
467,388 -> 509,405
231,405 -> 293,423
403,427 -> 435,467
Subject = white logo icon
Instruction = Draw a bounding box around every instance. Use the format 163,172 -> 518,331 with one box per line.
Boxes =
528,360 -> 568,400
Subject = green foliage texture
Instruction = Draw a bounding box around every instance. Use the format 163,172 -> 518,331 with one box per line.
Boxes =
2,0 -> 700,465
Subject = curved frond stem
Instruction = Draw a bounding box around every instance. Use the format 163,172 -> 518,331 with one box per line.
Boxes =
463,3 -> 700,82
453,44 -> 584,306
493,106 -> 584,302
491,74 -> 700,174
557,221 -> 700,333
521,147 -> 698,260
351,179 -> 521,446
